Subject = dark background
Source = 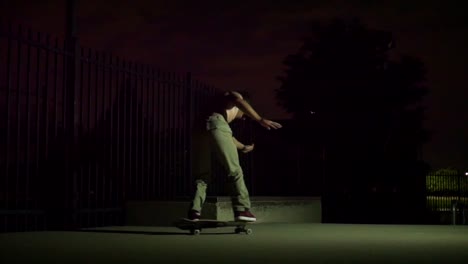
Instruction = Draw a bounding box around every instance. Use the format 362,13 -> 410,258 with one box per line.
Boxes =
1,0 -> 467,171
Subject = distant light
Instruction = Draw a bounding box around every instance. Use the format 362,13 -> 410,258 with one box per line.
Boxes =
466,172 -> 468,176
310,111 -> 316,115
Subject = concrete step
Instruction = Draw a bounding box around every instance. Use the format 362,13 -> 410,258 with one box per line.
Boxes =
125,196 -> 321,226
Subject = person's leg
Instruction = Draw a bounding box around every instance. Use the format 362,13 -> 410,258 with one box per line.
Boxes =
189,127 -> 211,214
208,114 -> 251,212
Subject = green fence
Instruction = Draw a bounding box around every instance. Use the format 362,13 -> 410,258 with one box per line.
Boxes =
426,171 -> 468,224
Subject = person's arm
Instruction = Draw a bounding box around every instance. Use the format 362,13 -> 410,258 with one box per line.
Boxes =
226,91 -> 283,130
233,137 -> 255,153
232,137 -> 246,150
226,91 -> 262,121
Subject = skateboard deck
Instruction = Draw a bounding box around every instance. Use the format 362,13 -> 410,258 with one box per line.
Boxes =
173,218 -> 253,235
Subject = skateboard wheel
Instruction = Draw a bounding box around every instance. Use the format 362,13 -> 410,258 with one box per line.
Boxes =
191,229 -> 201,235
245,228 -> 252,235
234,227 -> 242,234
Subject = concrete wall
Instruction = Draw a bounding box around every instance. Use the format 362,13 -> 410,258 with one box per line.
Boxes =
126,196 -> 321,226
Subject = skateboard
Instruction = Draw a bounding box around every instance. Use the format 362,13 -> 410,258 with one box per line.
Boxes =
173,218 -> 253,235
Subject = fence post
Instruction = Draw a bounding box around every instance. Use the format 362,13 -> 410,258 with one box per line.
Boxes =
451,199 -> 458,225
64,0 -> 80,230
185,72 -> 193,196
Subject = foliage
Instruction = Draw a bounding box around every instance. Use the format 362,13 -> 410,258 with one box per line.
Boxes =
275,18 -> 429,161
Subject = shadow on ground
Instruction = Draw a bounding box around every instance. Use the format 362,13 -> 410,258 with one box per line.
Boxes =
78,229 -> 236,236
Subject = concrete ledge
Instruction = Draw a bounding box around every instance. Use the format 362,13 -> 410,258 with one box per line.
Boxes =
125,196 -> 321,226
216,196 -> 321,223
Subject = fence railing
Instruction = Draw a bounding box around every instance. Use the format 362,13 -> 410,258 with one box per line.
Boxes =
426,172 -> 468,212
0,20 -> 256,232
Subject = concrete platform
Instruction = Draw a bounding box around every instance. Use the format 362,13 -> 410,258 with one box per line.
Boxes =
125,196 -> 321,226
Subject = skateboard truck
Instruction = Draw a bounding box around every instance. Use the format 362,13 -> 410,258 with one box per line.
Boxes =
190,224 -> 252,235
175,218 -> 253,235
234,226 -> 252,235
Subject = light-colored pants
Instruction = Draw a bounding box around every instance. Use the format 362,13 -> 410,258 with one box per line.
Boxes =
190,113 -> 251,212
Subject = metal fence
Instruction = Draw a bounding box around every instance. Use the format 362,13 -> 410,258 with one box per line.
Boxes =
0,21 -> 255,232
426,171 -> 468,224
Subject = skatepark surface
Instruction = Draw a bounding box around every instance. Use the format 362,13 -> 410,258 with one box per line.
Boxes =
1,223 -> 467,264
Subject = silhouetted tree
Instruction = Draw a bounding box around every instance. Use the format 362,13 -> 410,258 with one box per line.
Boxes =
276,18 -> 431,223
276,18 -> 429,163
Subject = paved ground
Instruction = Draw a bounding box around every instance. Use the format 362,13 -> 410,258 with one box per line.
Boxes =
1,223 -> 468,264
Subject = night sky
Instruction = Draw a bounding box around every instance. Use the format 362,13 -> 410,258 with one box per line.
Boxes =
1,0 -> 467,170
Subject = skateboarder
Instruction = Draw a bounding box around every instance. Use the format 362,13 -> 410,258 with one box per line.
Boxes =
188,90 -> 282,222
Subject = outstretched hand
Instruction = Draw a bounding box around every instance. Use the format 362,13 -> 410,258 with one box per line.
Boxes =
259,118 -> 282,130
241,144 -> 255,154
